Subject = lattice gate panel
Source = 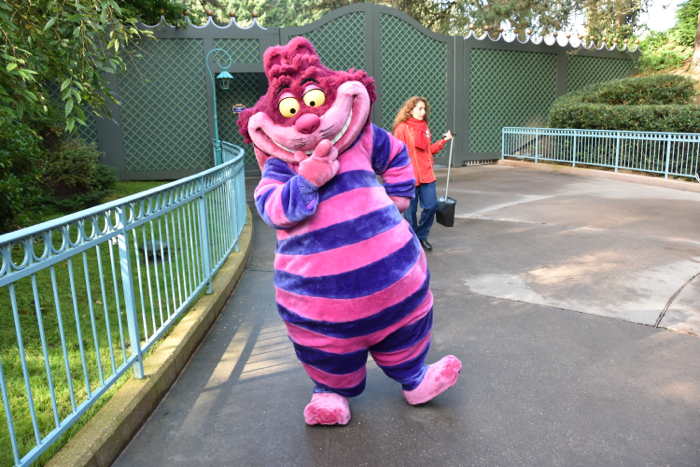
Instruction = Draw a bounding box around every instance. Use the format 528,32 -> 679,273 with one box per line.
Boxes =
297,12 -> 365,71
118,38 -> 210,173
469,49 -> 557,153
566,56 -> 636,94
217,73 -> 263,168
212,38 -> 260,64
380,14 -> 447,138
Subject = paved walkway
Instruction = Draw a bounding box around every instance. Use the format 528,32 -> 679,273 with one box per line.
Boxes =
114,165 -> 700,467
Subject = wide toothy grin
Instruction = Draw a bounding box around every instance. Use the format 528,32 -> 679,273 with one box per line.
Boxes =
272,110 -> 353,155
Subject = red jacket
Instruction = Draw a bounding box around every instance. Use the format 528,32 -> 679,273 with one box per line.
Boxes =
394,122 -> 446,186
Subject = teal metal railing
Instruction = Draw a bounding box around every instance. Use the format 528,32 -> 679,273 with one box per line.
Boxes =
0,143 -> 246,467
502,127 -> 700,179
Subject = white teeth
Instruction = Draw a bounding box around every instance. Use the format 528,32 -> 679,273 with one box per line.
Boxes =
331,110 -> 352,145
272,139 -> 295,153
270,110 -> 353,155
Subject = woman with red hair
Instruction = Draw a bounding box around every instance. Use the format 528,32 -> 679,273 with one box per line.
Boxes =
393,97 -> 452,251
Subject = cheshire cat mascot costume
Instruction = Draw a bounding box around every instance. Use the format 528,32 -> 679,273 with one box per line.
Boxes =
237,37 -> 462,425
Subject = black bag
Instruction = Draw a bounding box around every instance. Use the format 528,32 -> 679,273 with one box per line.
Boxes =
435,137 -> 456,228
436,196 -> 456,227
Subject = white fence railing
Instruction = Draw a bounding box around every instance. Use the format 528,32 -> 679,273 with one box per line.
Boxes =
0,142 -> 246,467
502,127 -> 700,179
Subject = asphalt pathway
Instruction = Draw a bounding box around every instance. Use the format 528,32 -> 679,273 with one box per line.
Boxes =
113,165 -> 700,467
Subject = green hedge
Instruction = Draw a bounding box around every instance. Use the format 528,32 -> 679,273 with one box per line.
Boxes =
0,108 -> 44,233
548,75 -> 700,132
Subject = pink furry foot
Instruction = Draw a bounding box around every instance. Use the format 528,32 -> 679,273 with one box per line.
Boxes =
403,355 -> 462,405
303,393 -> 351,425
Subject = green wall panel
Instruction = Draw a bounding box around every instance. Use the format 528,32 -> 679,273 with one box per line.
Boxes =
118,38 -> 210,173
217,73 -> 263,168
469,49 -> 557,153
566,56 -> 636,94
380,14 -> 447,138
298,12 -> 365,71
212,38 -> 260,64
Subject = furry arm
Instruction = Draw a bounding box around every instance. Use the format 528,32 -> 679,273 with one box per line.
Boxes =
370,124 -> 415,212
254,158 -> 319,230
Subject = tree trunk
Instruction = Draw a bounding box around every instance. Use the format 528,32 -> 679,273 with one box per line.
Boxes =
689,10 -> 700,76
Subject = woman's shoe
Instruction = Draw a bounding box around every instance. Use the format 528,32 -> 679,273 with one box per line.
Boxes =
419,239 -> 432,251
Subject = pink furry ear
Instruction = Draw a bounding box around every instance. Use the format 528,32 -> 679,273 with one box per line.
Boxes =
268,52 -> 283,67
294,44 -> 314,57
285,37 -> 318,62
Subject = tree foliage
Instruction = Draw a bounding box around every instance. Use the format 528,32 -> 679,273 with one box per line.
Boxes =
635,0 -> 700,74
186,0 -> 325,27
672,0 -> 700,47
0,0 -> 160,130
300,0 -> 648,40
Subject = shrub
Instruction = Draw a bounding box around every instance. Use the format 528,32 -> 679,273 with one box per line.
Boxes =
548,75 -> 700,132
40,139 -> 118,212
0,108 -> 44,233
636,31 -> 693,74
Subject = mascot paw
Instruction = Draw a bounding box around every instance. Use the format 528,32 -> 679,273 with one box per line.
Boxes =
403,355 -> 462,405
304,392 -> 351,425
389,195 -> 410,213
298,140 -> 340,188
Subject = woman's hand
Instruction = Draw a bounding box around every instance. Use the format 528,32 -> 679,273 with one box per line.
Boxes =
443,130 -> 453,141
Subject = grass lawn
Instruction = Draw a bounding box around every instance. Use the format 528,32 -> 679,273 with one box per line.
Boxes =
0,179 -> 230,466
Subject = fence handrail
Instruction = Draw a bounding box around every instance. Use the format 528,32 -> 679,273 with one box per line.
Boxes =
1,143 -> 247,467
0,146 -> 245,246
502,127 -> 700,180
502,127 -> 700,139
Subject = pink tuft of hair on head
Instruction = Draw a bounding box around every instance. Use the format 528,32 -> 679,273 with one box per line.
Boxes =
237,37 -> 376,145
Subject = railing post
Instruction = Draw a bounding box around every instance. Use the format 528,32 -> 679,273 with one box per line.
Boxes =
0,357 -> 20,466
198,178 -> 214,294
664,133 -> 672,179
534,128 -> 539,163
501,128 -> 505,159
116,206 -> 144,379
232,172 -> 240,253
615,131 -> 621,173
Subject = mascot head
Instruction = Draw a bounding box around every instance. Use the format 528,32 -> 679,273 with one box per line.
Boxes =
237,37 -> 377,170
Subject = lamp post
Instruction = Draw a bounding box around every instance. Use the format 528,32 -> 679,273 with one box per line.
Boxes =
205,48 -> 233,165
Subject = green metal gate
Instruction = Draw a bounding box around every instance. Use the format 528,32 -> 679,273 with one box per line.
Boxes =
89,4 -> 639,180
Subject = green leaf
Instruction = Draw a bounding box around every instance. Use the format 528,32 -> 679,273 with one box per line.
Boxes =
66,116 -> 75,132
17,69 -> 37,81
60,78 -> 71,91
67,15 -> 87,22
65,98 -> 74,117
44,16 -> 58,31
108,0 -> 122,15
6,63 -> 17,71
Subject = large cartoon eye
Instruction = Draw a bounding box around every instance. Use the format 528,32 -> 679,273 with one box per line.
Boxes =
279,97 -> 300,118
303,89 -> 326,108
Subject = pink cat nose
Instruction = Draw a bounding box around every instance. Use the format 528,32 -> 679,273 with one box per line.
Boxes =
295,114 -> 320,134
